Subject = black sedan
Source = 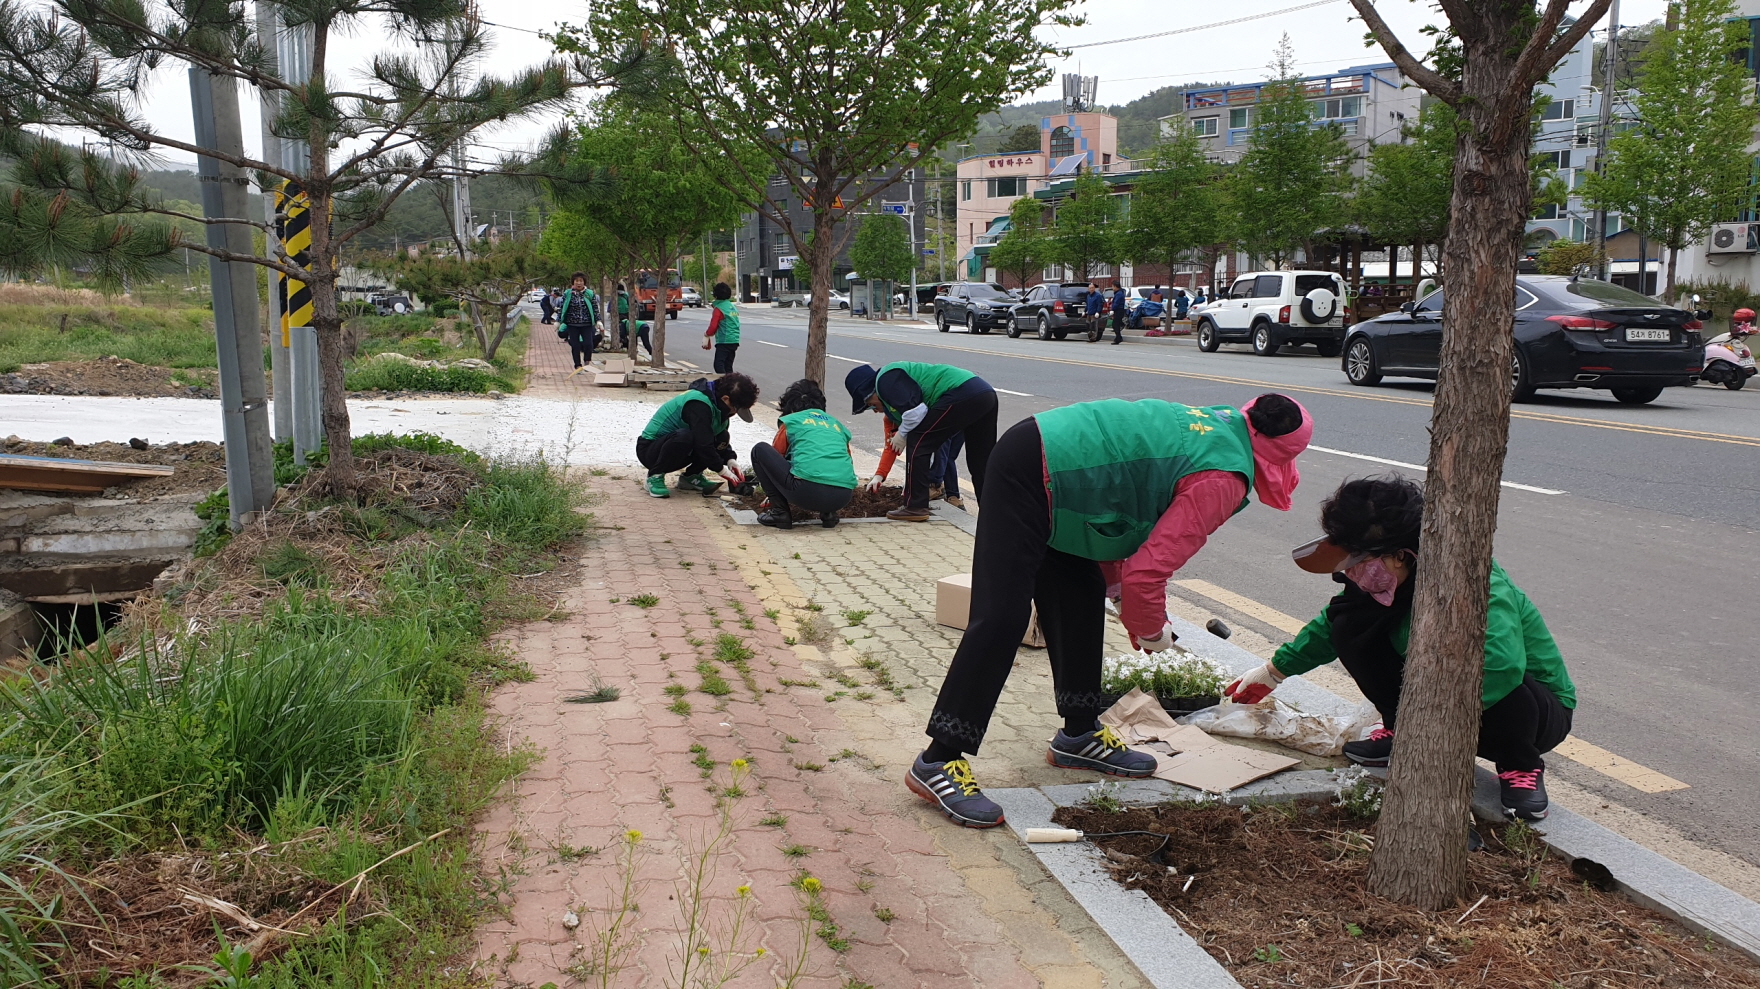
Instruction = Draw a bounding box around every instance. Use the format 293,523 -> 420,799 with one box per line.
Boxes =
1341,276 -> 1704,405
1007,282 -> 1098,340
934,282 -> 1013,334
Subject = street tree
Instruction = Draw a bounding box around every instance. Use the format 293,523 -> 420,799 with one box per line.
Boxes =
989,195 -> 1050,291
537,98 -> 748,367
1230,37 -> 1353,266
682,248 -> 723,294
0,133 -> 177,285
538,206 -> 630,323
1347,0 -> 1611,909
1120,123 -> 1224,290
560,0 -> 1079,385
999,123 -> 1044,154
1049,170 -> 1122,281
0,2 -> 614,492
1354,103 -> 1456,286
1584,0 -> 1755,300
849,212 -> 913,316
392,240 -> 564,360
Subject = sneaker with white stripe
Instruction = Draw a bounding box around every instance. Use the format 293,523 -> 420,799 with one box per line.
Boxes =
1046,725 -> 1157,778
906,756 -> 1005,828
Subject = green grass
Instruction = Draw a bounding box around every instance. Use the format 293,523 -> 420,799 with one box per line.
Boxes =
347,312 -> 529,393
344,358 -> 512,394
0,302 -> 216,373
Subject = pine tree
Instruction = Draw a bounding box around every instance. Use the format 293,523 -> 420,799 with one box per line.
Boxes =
1230,36 -> 1353,266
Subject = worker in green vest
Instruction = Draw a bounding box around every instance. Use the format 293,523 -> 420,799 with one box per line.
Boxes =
843,361 -> 997,522
748,378 -> 858,530
636,372 -> 760,499
701,282 -> 741,374
905,394 -> 1313,828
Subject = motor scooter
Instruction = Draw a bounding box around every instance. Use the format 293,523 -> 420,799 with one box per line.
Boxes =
1701,306 -> 1757,391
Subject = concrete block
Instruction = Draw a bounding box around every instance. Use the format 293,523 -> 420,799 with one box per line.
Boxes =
990,787 -> 1242,989
1471,767 -> 1760,962
0,591 -> 41,660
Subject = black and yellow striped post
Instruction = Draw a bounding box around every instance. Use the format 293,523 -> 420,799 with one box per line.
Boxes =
276,180 -> 321,460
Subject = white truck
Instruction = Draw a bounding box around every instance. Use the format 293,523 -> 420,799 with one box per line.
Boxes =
1192,270 -> 1347,356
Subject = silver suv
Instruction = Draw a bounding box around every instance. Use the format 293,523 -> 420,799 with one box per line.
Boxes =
1193,271 -> 1346,356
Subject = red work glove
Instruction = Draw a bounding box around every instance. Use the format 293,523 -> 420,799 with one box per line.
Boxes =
1223,663 -> 1286,704
719,463 -> 746,487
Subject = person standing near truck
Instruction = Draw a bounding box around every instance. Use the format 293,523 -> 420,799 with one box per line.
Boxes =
702,282 -> 741,374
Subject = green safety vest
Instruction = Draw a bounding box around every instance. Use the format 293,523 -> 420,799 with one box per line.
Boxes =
779,409 -> 857,489
1036,400 -> 1255,561
710,298 -> 741,344
640,389 -> 726,441
874,361 -> 977,422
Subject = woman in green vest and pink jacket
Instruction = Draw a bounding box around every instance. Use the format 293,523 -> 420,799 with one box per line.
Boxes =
907,393 -> 1313,828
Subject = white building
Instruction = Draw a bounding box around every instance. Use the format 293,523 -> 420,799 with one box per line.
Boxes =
1157,62 -> 1421,168
1667,2 -> 1760,294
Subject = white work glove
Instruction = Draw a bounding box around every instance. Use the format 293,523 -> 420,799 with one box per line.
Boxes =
1223,663 -> 1287,705
864,473 -> 885,493
701,338 -> 712,350
888,429 -> 908,454
1131,623 -> 1177,653
719,463 -> 746,487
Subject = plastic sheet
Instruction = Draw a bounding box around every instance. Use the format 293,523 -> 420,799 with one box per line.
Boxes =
1178,697 -> 1381,757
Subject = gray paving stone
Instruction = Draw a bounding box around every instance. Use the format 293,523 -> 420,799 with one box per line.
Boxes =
990,787 -> 1243,989
1471,767 -> 1760,962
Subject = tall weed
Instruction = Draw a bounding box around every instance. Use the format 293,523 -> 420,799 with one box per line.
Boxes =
462,458 -> 586,550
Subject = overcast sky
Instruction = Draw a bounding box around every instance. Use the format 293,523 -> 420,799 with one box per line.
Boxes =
134,0 -> 1673,167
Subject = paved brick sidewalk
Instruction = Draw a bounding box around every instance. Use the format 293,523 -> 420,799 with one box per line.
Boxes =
474,476 -> 1145,988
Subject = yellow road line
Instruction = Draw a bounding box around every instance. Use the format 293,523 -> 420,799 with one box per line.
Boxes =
1175,578 -> 1691,793
886,336 -> 1760,449
1172,579 -> 1310,635
1552,736 -> 1691,793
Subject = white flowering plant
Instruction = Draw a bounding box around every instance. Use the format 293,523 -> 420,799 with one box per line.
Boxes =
1101,649 -> 1230,699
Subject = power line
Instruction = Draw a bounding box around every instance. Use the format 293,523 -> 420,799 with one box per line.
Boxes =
1061,0 -> 1347,50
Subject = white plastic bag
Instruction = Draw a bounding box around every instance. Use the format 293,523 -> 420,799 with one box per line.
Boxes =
1177,697 -> 1380,757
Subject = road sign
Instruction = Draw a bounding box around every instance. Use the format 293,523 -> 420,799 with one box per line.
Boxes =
921,249 -> 936,256
882,201 -> 910,216
776,255 -> 798,270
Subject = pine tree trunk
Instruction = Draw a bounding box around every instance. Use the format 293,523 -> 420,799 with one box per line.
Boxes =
1366,59 -> 1533,914
803,212 -> 835,386
306,199 -> 356,494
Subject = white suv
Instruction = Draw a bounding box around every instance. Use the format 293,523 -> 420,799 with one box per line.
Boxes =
1193,270 -> 1347,356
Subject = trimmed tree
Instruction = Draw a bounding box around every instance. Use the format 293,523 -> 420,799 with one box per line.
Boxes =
392,240 -> 565,360
1354,103 -> 1456,286
1584,0 -> 1755,301
1230,36 -> 1353,267
1049,170 -> 1122,282
559,0 -> 1079,385
849,212 -> 914,317
989,195 -> 1051,292
1347,0 -> 1611,909
1120,122 -> 1224,288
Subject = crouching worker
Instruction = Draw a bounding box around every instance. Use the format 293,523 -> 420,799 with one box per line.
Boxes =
908,393 -> 1314,828
1224,475 -> 1575,821
749,379 -> 857,530
844,361 -> 997,522
637,372 -> 759,499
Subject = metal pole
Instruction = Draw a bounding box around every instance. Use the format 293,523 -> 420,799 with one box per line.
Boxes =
189,68 -> 275,523
1591,0 -> 1620,280
273,19 -> 322,462
256,2 -> 292,444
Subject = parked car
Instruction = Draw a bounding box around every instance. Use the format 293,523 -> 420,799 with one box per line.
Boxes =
371,294 -> 414,316
529,289 -> 546,303
1007,283 -> 1100,340
680,285 -> 704,307
1341,275 -> 1704,404
1193,270 -> 1348,356
935,282 -> 1013,333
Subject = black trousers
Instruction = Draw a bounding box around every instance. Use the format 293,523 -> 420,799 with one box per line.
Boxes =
713,343 -> 738,374
1340,643 -> 1573,772
902,377 -> 997,512
925,418 -> 1107,755
750,443 -> 854,515
635,430 -> 723,478
1111,310 -> 1125,342
564,326 -> 595,367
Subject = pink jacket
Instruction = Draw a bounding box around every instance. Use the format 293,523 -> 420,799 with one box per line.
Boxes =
1099,470 -> 1247,639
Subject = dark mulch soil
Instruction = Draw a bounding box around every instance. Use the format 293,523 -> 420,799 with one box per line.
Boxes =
1,357 -> 217,398
730,483 -> 907,520
0,435 -> 225,499
1054,799 -> 1760,989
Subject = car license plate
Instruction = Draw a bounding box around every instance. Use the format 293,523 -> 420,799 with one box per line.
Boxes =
1625,327 -> 1671,342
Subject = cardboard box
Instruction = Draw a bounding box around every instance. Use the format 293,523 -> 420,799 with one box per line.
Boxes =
936,573 -> 1046,648
598,357 -> 635,372
1101,690 -> 1298,793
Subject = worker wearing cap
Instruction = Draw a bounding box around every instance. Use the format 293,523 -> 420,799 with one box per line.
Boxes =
843,361 -> 997,522
637,372 -> 759,499
906,393 -> 1314,829
1226,475 -> 1575,821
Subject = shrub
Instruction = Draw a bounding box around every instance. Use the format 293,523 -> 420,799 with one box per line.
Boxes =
1534,239 -> 1607,276
344,358 -> 508,394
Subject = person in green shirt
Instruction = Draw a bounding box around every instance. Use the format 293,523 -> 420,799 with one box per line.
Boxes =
748,379 -> 857,530
1223,475 -> 1576,821
702,282 -> 741,374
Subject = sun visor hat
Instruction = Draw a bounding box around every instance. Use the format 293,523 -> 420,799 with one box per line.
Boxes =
735,406 -> 754,422
1291,537 -> 1370,574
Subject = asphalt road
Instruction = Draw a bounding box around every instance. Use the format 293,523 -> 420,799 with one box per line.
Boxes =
654,303 -> 1760,867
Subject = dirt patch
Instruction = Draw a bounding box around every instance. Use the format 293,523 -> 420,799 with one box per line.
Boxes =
1053,799 -> 1760,989
1,435 -> 225,499
729,483 -> 907,519
1,357 -> 217,398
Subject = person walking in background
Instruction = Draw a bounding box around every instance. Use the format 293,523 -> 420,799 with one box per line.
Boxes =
616,283 -> 632,348
702,282 -> 741,374
559,272 -> 598,369
928,433 -> 966,509
1109,281 -> 1128,345
750,378 -> 857,530
844,361 -> 998,522
1085,282 -> 1105,343
1174,288 -> 1191,321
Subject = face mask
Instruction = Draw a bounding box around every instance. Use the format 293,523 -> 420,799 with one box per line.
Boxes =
1344,556 -> 1402,606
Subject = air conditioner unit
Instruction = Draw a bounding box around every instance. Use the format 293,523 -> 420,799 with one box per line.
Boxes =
1709,222 -> 1758,254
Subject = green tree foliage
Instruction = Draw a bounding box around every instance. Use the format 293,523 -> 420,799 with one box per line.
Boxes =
392,240 -> 565,359
1354,102 -> 1455,276
0,133 -> 176,286
850,213 -> 914,284
1119,123 -> 1224,285
1230,37 -> 1353,266
989,195 -> 1050,290
560,0 -> 1079,385
998,124 -> 1043,153
1584,0 -> 1757,300
1534,238 -> 1608,276
682,249 -> 723,292
0,2 -> 609,491
538,207 -> 626,280
1049,170 -> 1123,281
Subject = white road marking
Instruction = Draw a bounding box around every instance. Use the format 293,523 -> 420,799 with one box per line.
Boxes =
826,354 -> 866,363
1307,445 -> 1566,496
994,388 -> 1033,397
755,340 -> 789,348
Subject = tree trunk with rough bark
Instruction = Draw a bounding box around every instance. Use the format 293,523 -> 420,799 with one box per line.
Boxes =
305,190 -> 356,494
803,212 -> 835,387
651,250 -> 670,368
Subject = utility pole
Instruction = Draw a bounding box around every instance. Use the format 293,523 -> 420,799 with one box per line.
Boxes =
189,68 -> 275,523
256,1 -> 292,445
1591,0 -> 1620,280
